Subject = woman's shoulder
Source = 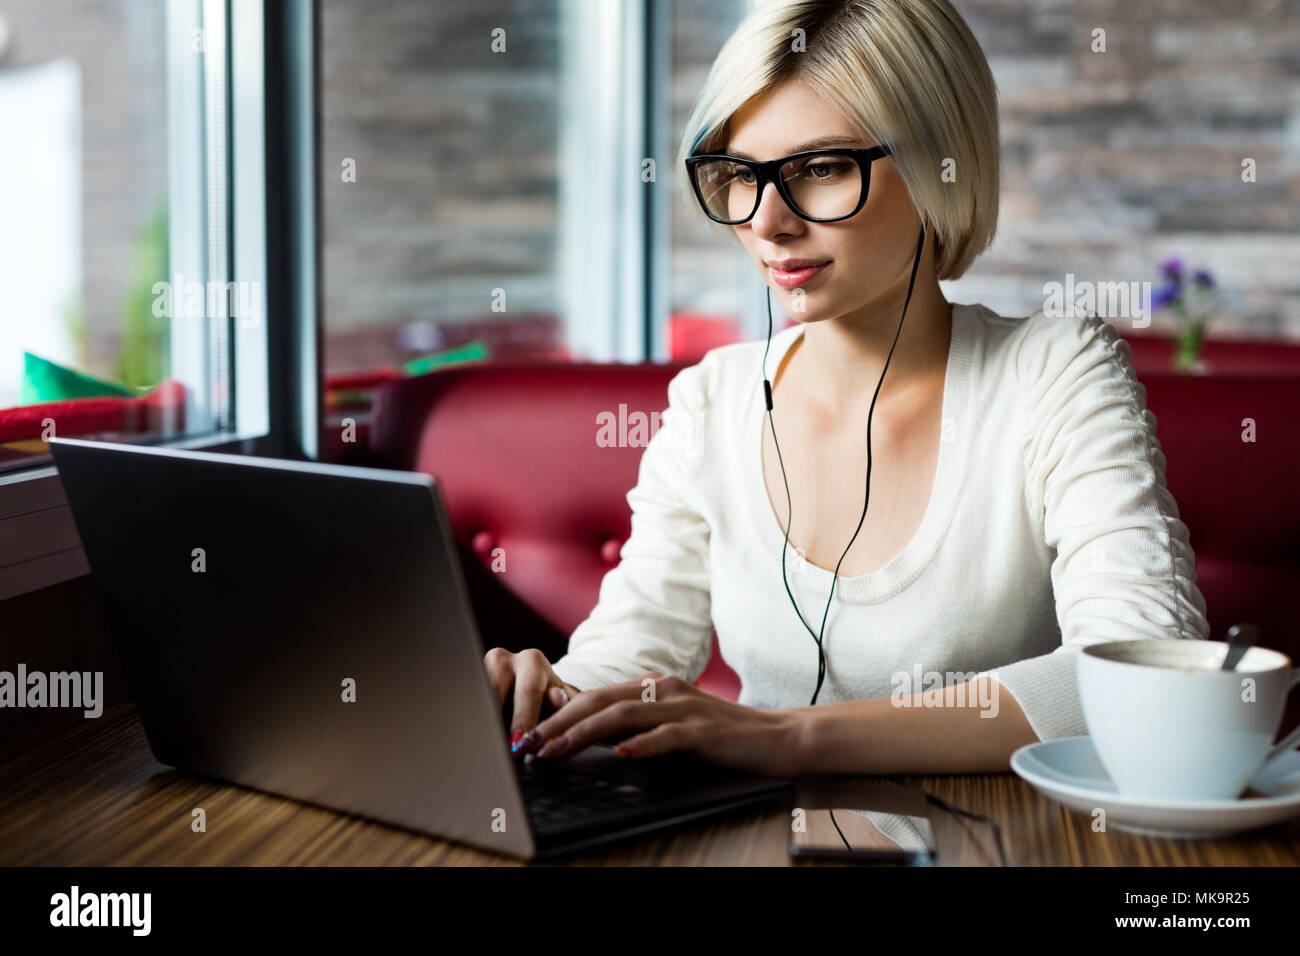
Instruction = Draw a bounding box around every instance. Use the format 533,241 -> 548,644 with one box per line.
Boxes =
663,325 -> 797,414
960,302 -> 1134,394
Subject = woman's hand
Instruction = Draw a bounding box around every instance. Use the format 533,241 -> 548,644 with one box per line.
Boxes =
483,647 -> 583,754
512,671 -> 803,777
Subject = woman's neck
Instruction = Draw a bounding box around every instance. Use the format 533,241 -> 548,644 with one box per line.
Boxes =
788,278 -> 952,416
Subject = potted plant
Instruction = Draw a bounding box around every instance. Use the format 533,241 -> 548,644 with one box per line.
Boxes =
1153,257 -> 1216,372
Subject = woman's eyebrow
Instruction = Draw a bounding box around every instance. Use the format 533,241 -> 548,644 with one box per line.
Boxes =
724,136 -> 866,159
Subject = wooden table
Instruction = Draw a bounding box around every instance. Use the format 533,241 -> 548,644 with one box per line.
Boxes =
3,702 -> 1298,866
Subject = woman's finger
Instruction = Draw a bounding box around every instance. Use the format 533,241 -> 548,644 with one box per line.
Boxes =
508,649 -> 553,751
517,672 -> 677,754
521,672 -> 688,752
482,647 -> 515,709
517,679 -> 637,753
535,694 -> 692,760
613,720 -> 694,759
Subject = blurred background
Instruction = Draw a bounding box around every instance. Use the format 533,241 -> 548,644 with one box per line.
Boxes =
0,0 -> 1297,452
316,0 -> 1300,370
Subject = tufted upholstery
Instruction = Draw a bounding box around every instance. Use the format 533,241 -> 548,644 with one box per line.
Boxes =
1138,374 -> 1300,638
368,343 -> 1300,735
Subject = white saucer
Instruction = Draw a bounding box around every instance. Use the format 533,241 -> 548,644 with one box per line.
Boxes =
1010,735 -> 1300,839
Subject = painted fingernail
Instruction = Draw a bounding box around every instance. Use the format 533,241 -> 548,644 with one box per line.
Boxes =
511,728 -> 539,754
616,740 -> 636,758
536,734 -> 567,759
509,729 -> 525,751
555,688 -> 570,706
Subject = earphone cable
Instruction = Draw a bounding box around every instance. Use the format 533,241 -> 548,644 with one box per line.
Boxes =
761,221 -> 929,707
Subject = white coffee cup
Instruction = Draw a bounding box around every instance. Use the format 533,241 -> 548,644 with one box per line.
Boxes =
1078,638 -> 1300,801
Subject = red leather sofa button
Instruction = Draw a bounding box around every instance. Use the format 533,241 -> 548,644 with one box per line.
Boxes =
472,529 -> 496,557
600,538 -> 623,564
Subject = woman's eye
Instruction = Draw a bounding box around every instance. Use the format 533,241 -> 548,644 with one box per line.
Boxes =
734,167 -> 756,185
805,160 -> 850,181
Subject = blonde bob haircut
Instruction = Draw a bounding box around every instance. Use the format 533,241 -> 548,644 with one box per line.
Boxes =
677,0 -> 999,280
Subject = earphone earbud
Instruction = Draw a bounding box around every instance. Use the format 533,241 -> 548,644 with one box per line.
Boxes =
760,219 -> 929,706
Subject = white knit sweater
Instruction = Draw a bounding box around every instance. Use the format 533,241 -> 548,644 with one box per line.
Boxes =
551,303 -> 1210,745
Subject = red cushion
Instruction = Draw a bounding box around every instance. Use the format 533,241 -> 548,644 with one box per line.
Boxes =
0,380 -> 186,443
1120,330 -> 1300,375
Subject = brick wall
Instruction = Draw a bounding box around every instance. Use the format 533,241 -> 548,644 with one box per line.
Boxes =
952,0 -> 1300,337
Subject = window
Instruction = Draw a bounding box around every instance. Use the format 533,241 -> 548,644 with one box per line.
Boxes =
316,0 -> 762,425
0,0 -> 284,599
0,0 -> 274,476
0,0 -> 181,474
319,0 -> 567,386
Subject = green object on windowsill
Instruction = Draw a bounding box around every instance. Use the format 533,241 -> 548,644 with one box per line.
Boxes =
1174,320 -> 1208,372
401,340 -> 490,376
20,352 -> 135,405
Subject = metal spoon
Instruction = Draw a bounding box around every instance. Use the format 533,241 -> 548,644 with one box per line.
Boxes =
1220,623 -> 1258,671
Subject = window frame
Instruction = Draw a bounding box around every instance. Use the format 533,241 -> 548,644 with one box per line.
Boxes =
0,0 -> 319,601
559,0 -> 671,364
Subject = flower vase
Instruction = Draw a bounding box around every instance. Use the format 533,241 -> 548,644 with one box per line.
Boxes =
1173,321 -> 1206,373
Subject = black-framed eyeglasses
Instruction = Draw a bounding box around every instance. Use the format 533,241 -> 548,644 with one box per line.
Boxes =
684,145 -> 891,225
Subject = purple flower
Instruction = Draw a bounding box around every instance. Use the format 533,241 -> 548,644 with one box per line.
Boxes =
1159,257 -> 1185,283
1193,268 -> 1215,289
1152,283 -> 1181,310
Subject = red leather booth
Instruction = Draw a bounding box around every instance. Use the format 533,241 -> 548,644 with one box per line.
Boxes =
367,333 -> 1300,735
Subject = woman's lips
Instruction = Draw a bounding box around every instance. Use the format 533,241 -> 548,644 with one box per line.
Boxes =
769,262 -> 829,289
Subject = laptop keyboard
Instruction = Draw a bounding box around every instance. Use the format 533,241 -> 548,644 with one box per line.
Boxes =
516,758 -> 650,830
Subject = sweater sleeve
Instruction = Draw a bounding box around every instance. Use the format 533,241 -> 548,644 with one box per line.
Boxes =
550,361 -> 715,692
975,310 -> 1210,742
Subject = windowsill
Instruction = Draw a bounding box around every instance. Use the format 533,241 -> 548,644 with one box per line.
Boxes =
1,428 -> 272,484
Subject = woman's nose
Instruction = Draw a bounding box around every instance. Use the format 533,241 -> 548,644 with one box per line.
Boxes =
749,181 -> 803,238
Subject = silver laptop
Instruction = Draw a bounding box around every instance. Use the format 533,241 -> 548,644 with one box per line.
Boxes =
50,438 -> 793,860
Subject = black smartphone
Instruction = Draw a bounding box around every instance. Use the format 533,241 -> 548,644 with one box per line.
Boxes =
787,781 -> 938,865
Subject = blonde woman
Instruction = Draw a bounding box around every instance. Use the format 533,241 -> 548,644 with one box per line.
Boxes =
486,0 -> 1209,778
